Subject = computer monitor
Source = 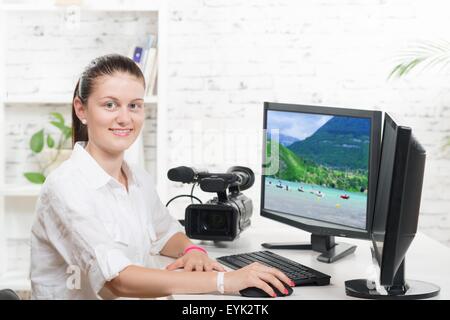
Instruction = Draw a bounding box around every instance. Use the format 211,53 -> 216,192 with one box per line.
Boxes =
345,113 -> 440,299
261,102 -> 382,263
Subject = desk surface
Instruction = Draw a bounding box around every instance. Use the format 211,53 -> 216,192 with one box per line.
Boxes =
161,220 -> 450,300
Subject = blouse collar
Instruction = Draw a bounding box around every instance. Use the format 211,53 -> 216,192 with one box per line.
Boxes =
70,141 -> 139,190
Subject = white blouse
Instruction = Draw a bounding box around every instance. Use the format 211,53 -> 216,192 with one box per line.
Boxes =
30,142 -> 183,299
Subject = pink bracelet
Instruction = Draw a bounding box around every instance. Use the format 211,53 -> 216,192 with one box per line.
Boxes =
183,245 -> 207,255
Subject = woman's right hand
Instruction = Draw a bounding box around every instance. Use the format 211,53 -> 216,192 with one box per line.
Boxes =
223,262 -> 294,297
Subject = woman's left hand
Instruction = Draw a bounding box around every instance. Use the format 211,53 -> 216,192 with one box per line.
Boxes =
166,250 -> 226,272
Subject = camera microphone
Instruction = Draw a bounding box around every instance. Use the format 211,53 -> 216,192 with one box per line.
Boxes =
167,166 -> 200,183
168,166 -> 255,191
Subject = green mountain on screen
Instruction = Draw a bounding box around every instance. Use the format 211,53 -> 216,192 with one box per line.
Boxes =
266,139 -> 368,192
288,116 -> 370,170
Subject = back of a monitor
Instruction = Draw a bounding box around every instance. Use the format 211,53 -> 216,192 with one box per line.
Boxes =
380,124 -> 423,286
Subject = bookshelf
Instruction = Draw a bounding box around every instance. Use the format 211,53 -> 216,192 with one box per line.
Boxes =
0,0 -> 168,292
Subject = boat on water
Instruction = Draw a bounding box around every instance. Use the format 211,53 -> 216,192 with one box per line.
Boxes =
310,190 -> 324,197
340,194 -> 350,200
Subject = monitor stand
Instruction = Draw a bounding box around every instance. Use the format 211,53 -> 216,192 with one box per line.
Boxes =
345,260 -> 440,299
261,234 -> 356,263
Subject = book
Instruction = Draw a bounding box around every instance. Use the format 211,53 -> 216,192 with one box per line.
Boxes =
132,47 -> 144,65
145,34 -> 157,50
129,34 -> 158,95
143,48 -> 157,95
139,34 -> 156,70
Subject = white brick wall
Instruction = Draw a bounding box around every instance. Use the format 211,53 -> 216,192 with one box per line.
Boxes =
165,0 -> 450,246
2,0 -> 449,248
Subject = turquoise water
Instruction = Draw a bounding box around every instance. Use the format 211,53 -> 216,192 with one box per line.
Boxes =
264,177 -> 367,229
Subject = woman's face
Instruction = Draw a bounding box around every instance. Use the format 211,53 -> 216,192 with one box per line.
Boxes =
78,72 -> 145,156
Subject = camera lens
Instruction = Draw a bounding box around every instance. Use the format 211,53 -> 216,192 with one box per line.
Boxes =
185,205 -> 239,240
209,213 -> 227,229
200,212 -> 227,232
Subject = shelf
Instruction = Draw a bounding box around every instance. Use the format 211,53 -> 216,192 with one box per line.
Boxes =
0,1 -> 162,12
3,95 -> 72,104
2,95 -> 157,104
0,184 -> 41,197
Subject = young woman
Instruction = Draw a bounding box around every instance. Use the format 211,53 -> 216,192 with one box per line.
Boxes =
30,54 -> 293,299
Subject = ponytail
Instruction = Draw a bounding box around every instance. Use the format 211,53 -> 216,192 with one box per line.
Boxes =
72,79 -> 88,146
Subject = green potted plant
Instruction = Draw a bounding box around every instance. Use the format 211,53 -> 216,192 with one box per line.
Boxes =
388,40 -> 450,152
388,40 -> 450,79
24,112 -> 72,184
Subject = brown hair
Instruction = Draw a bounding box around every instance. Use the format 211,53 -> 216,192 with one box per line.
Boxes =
72,54 -> 145,146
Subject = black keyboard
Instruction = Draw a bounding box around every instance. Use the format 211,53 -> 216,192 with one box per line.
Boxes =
217,250 -> 331,286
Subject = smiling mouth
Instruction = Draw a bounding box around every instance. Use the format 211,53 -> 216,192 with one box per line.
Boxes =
109,128 -> 133,136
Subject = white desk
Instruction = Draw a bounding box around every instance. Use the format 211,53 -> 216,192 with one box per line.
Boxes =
162,220 -> 450,300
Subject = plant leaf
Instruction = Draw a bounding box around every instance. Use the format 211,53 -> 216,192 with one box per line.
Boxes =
50,121 -> 65,131
388,63 -> 405,80
389,40 -> 450,79
400,58 -> 424,76
30,129 -> 44,153
47,134 -> 55,148
63,126 -> 72,140
50,112 -> 65,124
24,172 -> 46,184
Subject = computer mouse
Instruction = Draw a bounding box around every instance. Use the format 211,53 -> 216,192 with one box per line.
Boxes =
239,282 -> 293,298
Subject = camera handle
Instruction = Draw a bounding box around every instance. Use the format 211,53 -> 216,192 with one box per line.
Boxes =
228,185 -> 240,194
216,185 -> 241,203
216,191 -> 228,203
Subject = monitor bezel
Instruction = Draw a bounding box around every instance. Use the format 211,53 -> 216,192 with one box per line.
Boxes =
260,102 -> 382,240
371,113 -> 399,266
372,113 -> 417,285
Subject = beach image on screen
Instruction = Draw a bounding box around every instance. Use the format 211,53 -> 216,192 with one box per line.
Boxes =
264,110 -> 370,230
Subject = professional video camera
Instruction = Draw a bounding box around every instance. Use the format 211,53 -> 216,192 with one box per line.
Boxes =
167,166 -> 255,241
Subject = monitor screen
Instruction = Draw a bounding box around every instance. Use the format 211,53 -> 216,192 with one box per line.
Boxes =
263,109 -> 372,230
